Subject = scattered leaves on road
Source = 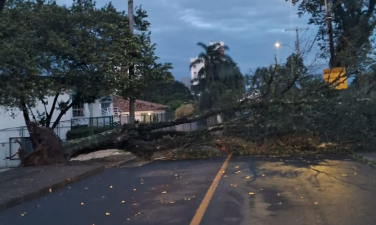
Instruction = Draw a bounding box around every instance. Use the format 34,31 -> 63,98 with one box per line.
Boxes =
134,188 -> 137,191
80,202 -> 84,206
249,192 -> 255,195
277,193 -> 281,196
20,212 -> 26,217
314,202 -> 319,205
162,191 -> 167,194
105,212 -> 110,216
235,171 -> 241,174
223,175 -> 228,178
230,184 -> 237,187
245,176 -> 251,179
49,188 -> 52,193
233,166 -> 240,169
121,200 -> 125,204
110,185 -> 113,189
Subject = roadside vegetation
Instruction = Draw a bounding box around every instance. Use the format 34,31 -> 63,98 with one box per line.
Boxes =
0,0 -> 376,165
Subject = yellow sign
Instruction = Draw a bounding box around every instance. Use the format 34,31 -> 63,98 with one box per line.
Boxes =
323,67 -> 348,90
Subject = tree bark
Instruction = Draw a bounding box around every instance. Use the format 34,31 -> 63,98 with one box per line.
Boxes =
20,101 -> 65,166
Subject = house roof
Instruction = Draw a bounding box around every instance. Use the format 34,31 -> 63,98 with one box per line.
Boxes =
113,95 -> 169,112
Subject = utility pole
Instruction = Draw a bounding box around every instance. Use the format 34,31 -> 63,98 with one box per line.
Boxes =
324,0 -> 336,68
285,27 -> 308,56
128,0 -> 135,124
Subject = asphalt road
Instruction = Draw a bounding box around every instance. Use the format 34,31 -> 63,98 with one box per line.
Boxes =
1,156 -> 376,225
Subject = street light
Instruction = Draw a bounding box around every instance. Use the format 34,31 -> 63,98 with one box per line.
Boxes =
275,42 -> 294,51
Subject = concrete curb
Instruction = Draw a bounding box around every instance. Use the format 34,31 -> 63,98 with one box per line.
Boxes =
0,165 -> 105,212
349,153 -> 376,168
105,156 -> 138,168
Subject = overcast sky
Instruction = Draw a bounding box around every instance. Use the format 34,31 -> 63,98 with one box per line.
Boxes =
58,0 -> 325,81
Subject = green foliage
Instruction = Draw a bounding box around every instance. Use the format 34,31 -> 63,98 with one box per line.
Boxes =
66,126 -> 115,140
117,8 -> 174,103
239,53 -> 376,153
140,80 -> 193,110
175,104 -> 195,119
0,0 -> 133,128
287,0 -> 376,69
191,42 -> 245,111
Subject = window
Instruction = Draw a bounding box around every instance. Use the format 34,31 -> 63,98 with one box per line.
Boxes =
101,103 -> 111,116
72,102 -> 85,117
141,113 -> 152,123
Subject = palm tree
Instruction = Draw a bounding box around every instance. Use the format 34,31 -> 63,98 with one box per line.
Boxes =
190,42 -> 245,111
190,42 -> 233,84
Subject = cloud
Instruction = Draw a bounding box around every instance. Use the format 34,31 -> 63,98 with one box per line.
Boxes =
180,9 -> 219,29
54,0 -> 318,80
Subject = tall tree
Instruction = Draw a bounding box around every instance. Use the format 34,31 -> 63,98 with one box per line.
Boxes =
190,42 -> 244,111
117,7 -> 173,108
190,42 -> 232,83
288,0 -> 376,69
0,0 -> 133,164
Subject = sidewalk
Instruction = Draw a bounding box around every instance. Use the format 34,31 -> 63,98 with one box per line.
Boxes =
0,149 -> 138,212
0,164 -> 104,212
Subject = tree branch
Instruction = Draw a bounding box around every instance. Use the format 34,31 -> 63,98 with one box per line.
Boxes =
51,100 -> 76,129
46,93 -> 60,128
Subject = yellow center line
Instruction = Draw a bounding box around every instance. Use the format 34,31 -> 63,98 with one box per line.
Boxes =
190,153 -> 233,225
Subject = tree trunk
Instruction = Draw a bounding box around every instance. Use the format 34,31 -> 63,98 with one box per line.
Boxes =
19,101 -> 252,166
0,0 -> 5,12
20,122 -> 66,166
20,101 -> 65,166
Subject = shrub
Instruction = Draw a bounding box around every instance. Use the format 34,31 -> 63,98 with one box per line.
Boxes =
175,104 -> 195,119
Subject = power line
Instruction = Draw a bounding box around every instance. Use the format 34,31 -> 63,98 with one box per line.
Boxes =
285,27 -> 309,56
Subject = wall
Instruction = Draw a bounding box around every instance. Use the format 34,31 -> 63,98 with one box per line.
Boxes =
0,94 -> 116,168
190,57 -> 204,85
0,93 -> 72,130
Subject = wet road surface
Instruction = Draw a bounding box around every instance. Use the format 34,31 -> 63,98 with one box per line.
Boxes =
0,156 -> 376,225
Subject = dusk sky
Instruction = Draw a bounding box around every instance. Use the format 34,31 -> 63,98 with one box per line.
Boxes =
58,0 -> 326,81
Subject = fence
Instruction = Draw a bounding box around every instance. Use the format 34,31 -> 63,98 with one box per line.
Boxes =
0,141 -> 23,169
71,116 -> 113,128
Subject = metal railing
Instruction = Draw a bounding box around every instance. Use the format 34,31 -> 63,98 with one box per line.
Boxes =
71,116 -> 114,128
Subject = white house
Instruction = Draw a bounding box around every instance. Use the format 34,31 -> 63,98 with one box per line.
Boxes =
0,93 -> 115,168
0,94 -> 173,168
